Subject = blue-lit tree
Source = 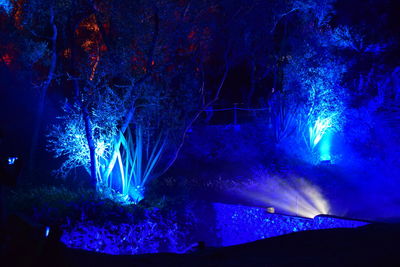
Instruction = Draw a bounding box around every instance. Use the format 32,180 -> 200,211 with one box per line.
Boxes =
47,80 -> 169,202
290,54 -> 347,153
45,0 -> 229,203
290,50 -> 347,162
48,68 -> 228,203
0,0 -> 12,14
271,0 -> 349,162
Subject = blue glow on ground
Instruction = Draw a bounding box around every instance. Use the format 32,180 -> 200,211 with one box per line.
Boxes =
60,203 -> 369,254
213,203 -> 369,246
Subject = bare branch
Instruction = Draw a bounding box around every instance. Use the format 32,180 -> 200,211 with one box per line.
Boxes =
157,51 -> 230,177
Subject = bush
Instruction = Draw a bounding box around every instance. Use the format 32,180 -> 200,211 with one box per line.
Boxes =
5,184 -> 199,254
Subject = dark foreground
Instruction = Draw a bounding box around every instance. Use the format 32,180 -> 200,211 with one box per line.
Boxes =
1,216 -> 400,267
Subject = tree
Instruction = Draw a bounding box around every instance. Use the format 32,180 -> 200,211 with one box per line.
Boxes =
265,0 -> 349,162
0,0 -> 12,14
46,0 -> 230,203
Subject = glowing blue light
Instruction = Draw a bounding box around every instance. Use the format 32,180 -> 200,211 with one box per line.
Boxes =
319,131 -> 332,161
8,157 -> 17,165
128,185 -> 144,203
45,226 -> 50,237
309,115 -> 335,150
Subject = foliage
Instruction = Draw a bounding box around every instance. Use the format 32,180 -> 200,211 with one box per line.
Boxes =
39,0 -> 221,202
287,48 -> 346,147
0,0 -> 12,14
47,87 -> 124,178
6,185 -> 201,255
6,185 -> 100,224
269,91 -> 299,144
47,68 -> 202,202
106,127 -> 166,202
278,3 -> 348,156
330,25 -> 366,52
61,211 -> 186,254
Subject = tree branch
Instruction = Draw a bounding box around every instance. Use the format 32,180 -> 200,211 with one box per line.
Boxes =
157,51 -> 230,177
270,8 -> 299,34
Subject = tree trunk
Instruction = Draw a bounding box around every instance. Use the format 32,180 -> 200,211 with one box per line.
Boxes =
102,7 -> 159,182
72,79 -> 98,189
82,105 -> 98,188
157,55 -> 230,177
28,8 -> 57,175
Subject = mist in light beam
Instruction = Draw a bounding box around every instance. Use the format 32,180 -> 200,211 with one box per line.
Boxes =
238,176 -> 330,218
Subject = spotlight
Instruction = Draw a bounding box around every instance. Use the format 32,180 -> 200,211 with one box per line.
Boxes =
266,207 -> 275,213
45,226 -> 50,238
238,176 -> 330,218
8,157 -> 18,165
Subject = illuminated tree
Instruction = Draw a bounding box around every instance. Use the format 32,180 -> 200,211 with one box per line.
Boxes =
0,0 -> 12,14
286,51 -> 347,151
266,0 -> 349,162
44,0 -> 229,203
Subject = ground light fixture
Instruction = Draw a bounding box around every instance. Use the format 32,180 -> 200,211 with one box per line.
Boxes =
8,157 -> 18,165
239,176 -> 330,218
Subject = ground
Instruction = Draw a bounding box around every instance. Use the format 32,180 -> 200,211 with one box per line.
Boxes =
3,218 -> 400,266
2,122 -> 400,261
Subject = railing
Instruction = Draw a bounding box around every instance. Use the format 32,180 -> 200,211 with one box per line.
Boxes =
203,103 -> 270,126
